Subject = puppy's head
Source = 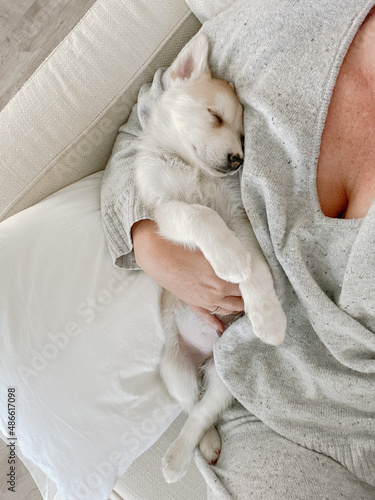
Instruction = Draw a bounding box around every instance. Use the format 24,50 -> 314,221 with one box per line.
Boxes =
150,34 -> 244,177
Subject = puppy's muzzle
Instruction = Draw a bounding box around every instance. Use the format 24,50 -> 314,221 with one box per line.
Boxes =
227,154 -> 243,171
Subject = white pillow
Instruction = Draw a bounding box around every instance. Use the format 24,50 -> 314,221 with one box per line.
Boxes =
0,172 -> 180,500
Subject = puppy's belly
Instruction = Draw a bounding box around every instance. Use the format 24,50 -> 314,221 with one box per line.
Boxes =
176,306 -> 218,361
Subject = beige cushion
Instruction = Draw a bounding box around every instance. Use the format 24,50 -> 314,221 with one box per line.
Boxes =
0,0 -> 200,220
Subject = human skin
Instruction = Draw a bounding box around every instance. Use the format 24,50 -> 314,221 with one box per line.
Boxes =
132,10 -> 375,330
317,7 -> 375,218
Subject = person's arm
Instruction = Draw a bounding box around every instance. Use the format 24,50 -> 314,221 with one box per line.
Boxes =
131,220 -> 244,333
101,68 -> 168,271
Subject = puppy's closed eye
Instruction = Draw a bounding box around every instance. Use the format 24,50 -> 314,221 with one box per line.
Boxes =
208,108 -> 223,126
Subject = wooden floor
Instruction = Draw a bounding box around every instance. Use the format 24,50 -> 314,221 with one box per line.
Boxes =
0,0 -> 97,111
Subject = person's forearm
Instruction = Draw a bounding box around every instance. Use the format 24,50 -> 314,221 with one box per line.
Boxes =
131,219 -> 244,332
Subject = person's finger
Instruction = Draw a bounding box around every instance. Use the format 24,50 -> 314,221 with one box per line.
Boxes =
218,281 -> 243,298
216,295 -> 244,313
204,278 -> 242,303
196,295 -> 244,317
190,305 -> 225,334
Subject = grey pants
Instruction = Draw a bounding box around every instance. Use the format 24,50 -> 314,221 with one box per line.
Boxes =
195,401 -> 375,500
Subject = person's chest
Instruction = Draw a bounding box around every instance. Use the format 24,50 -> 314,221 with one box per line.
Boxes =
317,10 -> 375,220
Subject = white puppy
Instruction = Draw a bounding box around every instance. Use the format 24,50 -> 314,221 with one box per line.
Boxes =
135,34 -> 287,483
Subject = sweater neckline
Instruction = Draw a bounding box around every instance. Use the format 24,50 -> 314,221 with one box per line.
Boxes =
308,1 -> 375,228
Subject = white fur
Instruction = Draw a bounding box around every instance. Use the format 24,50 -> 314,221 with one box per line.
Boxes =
135,34 -> 287,483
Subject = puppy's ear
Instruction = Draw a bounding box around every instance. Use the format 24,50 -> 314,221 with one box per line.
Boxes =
169,34 -> 210,86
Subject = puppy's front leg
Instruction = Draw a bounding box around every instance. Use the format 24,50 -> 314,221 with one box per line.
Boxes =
234,215 -> 287,345
154,200 -> 252,284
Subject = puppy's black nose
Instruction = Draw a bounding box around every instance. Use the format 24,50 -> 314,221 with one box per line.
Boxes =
227,154 -> 243,171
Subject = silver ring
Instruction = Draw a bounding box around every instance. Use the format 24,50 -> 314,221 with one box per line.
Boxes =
210,306 -> 221,315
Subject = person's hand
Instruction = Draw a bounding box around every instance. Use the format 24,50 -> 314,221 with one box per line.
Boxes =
131,219 -> 244,333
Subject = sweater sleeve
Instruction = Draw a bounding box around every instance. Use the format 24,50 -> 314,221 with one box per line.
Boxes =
101,68 -> 168,270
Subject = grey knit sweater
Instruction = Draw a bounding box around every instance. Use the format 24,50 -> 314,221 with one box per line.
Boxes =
101,0 -> 375,486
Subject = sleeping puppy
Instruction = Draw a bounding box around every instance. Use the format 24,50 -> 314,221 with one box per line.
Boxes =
135,34 -> 287,483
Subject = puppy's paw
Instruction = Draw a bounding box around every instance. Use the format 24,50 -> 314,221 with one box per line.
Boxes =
242,288 -> 287,346
162,438 -> 192,483
199,426 -> 221,465
209,241 -> 252,284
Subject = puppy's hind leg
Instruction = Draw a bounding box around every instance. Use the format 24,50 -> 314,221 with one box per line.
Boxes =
160,293 -> 200,414
159,336 -> 200,414
199,424 -> 222,465
162,359 -> 233,483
